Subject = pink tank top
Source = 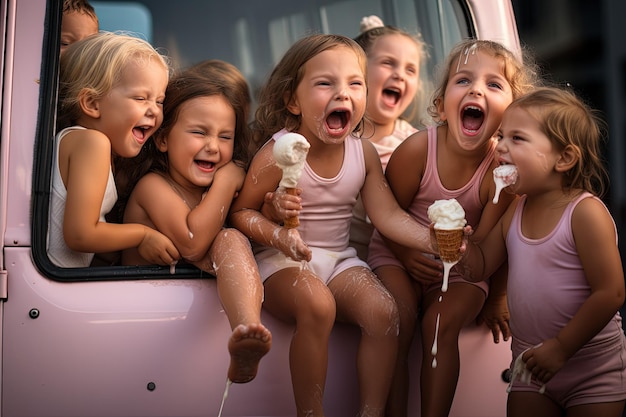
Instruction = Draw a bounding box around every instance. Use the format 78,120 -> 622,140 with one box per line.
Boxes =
368,125 -> 495,269
273,129 -> 366,251
507,193 -> 624,352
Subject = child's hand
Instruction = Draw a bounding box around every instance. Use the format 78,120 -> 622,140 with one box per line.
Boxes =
138,228 -> 180,265
476,293 -> 511,343
262,187 -> 303,224
276,227 -> 311,262
402,252 -> 443,285
521,338 -> 568,384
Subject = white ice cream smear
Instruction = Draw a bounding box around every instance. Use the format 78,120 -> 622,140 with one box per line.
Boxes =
507,348 -> 546,394
427,199 -> 467,230
273,132 -> 310,188
493,164 -> 518,204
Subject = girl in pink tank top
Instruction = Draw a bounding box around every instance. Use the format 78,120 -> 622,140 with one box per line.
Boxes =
230,34 -> 441,417
458,87 -> 626,416
368,40 -> 538,417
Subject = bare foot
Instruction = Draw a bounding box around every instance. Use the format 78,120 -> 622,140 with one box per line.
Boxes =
228,323 -> 272,383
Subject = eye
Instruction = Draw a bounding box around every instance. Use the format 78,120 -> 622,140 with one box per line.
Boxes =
488,81 -> 504,90
496,132 -> 504,141
455,77 -> 470,85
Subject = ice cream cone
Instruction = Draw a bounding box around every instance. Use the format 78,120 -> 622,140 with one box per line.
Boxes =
283,188 -> 300,229
434,228 -> 463,263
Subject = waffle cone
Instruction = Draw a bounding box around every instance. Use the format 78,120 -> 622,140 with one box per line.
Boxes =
283,187 -> 299,229
434,228 -> 463,263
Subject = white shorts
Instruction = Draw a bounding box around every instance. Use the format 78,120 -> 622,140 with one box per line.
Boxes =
255,246 -> 370,285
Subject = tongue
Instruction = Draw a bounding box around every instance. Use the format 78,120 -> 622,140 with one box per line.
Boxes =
382,91 -> 398,107
462,113 -> 483,131
133,127 -> 145,139
327,113 -> 344,130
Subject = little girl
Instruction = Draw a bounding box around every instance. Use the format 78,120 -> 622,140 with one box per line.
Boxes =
367,39 -> 537,417
48,32 -> 179,268
229,34 -> 440,417
459,86 -> 626,417
349,15 -> 426,261
122,62 -> 271,384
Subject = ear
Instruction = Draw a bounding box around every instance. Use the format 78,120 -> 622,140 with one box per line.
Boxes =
435,97 -> 447,122
154,133 -> 168,152
285,92 -> 301,116
78,88 -> 101,118
555,144 -> 580,172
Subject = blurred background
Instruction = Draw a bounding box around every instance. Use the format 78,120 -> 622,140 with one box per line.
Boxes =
511,0 -> 626,265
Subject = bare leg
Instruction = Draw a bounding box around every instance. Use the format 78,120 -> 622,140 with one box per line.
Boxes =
264,267 -> 336,417
420,282 -> 485,417
507,391 -> 561,417
568,401 -> 625,417
205,229 -> 271,383
374,265 -> 421,417
510,392 -> 625,417
330,266 -> 399,417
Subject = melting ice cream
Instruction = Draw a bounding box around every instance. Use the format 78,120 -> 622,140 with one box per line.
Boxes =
427,199 -> 466,292
273,132 -> 310,189
493,164 -> 518,204
273,132 -> 310,229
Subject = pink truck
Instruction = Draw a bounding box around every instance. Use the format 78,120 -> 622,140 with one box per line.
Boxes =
0,0 -> 521,415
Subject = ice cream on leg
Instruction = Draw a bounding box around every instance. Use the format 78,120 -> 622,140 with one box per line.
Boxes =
427,198 -> 467,292
272,132 -> 310,228
493,164 -> 518,204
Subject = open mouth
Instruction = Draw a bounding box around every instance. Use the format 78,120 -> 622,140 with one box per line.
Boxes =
195,160 -> 216,171
326,110 -> 350,133
461,105 -> 484,133
133,127 -> 147,139
382,88 -> 401,106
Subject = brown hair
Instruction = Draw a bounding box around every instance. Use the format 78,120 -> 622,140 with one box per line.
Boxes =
253,34 -> 367,148
114,62 -> 252,222
509,86 -> 609,197
63,0 -> 98,24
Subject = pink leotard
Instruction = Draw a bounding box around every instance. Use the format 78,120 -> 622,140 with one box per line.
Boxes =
507,193 -> 626,407
255,129 -> 369,283
368,125 -> 493,295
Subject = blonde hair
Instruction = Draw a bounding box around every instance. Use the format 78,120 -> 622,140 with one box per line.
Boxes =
353,17 -> 428,124
428,39 -> 538,124
57,31 -> 170,130
509,87 -> 609,197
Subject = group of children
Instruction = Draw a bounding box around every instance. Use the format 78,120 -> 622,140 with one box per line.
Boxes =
50,2 -> 626,416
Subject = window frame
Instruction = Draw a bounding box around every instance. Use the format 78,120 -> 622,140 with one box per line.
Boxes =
32,0 -> 476,282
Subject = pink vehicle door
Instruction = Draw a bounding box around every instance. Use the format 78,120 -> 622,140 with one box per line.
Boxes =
0,0 -> 521,416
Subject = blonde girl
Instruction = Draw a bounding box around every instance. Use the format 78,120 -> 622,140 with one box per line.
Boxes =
48,32 -> 178,268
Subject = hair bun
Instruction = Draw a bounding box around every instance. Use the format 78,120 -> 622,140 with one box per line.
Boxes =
359,15 -> 384,33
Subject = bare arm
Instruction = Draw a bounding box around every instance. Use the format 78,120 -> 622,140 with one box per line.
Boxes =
359,138 -> 434,253
229,143 -> 311,261
124,162 -> 244,263
380,131 -> 443,281
62,129 -> 179,264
